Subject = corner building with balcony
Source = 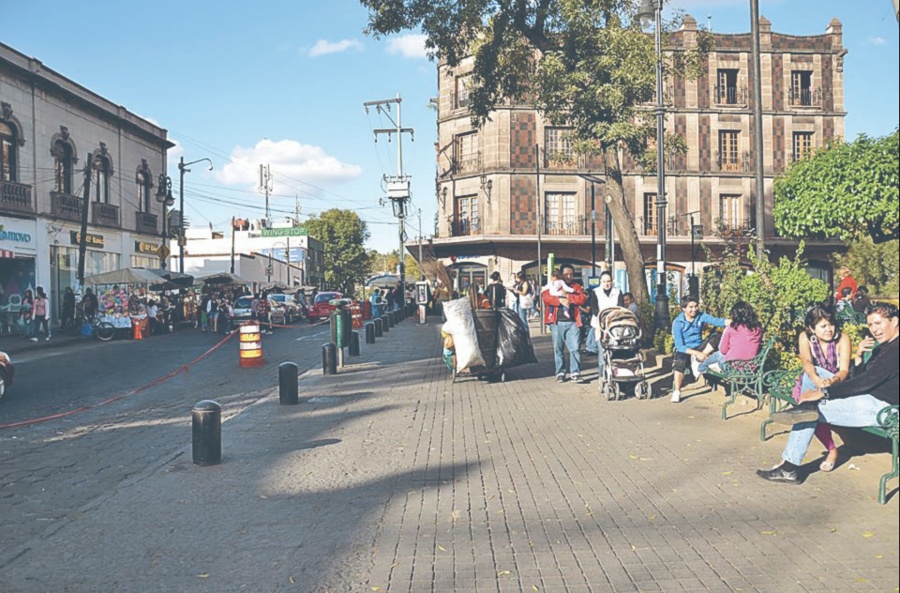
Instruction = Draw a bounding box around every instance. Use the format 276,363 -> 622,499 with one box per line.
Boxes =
1,42 -> 174,318
430,16 -> 845,297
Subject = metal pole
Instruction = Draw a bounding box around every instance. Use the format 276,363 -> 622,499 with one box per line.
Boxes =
653,0 -> 670,330
750,0 -> 766,257
690,212 -> 696,277
535,144 -> 544,335
179,157 -> 185,273
590,182 -> 596,275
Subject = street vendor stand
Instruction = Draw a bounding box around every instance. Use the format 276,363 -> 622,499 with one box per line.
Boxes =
82,268 -> 174,338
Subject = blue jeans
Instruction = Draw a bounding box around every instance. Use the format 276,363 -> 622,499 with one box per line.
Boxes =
782,392 -> 891,466
517,306 -> 529,331
698,350 -> 725,373
550,321 -> 581,377
585,324 -> 598,354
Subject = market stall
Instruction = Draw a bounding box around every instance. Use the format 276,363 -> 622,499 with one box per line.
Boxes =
82,268 -> 170,337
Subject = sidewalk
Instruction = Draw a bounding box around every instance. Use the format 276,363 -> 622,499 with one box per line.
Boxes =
0,314 -> 896,593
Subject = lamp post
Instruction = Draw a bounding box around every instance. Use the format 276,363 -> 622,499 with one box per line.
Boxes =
577,174 -> 606,278
155,174 -> 175,270
177,156 -> 214,273
638,0 -> 670,330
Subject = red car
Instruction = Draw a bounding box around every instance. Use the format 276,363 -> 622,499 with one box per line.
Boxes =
307,291 -> 343,322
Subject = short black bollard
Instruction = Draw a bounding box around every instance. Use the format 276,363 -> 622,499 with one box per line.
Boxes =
322,342 -> 337,375
278,362 -> 299,405
349,330 -> 360,356
192,400 -> 222,466
381,315 -> 390,332
365,322 -> 375,344
374,318 -> 383,337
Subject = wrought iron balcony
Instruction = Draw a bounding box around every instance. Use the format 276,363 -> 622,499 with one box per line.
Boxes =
543,219 -> 585,236
450,91 -> 471,110
454,152 -> 482,174
51,191 -> 83,222
135,211 -> 158,235
715,85 -> 747,106
0,180 -> 34,215
543,152 -> 587,170
450,217 -> 481,237
788,87 -> 823,108
714,150 -> 752,173
92,201 -> 119,227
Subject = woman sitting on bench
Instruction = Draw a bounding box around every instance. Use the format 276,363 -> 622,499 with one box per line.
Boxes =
757,302 -> 899,485
696,300 -> 763,374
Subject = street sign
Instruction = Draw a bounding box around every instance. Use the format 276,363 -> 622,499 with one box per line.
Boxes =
692,224 -> 704,240
158,244 -> 171,260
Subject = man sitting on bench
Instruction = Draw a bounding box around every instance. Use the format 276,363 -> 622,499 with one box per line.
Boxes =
757,302 -> 899,484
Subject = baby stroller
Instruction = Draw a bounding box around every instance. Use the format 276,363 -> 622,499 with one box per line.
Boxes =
596,307 -> 650,400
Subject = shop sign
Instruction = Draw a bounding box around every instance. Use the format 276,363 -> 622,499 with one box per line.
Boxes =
0,225 -> 32,243
134,241 -> 159,254
260,227 -> 306,237
70,231 -> 104,247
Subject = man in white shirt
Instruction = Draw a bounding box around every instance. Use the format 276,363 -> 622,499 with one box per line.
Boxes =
589,271 -> 624,387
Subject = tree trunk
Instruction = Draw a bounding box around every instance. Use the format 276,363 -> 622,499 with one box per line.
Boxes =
603,146 -> 651,308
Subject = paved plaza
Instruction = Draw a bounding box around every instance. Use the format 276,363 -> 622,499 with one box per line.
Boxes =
0,316 -> 897,593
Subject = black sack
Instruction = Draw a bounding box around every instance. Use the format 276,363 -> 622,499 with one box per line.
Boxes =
496,309 -> 538,368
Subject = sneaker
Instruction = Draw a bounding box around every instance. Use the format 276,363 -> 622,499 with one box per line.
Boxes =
571,374 -> 584,384
670,390 -> 681,403
756,465 -> 802,484
770,401 -> 820,425
45,337 -> 50,341
690,356 -> 701,377
556,375 -> 566,383
30,337 -> 38,342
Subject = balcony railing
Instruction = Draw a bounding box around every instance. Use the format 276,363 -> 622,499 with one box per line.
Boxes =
135,211 -> 158,235
450,217 -> 481,236
0,180 -> 34,215
92,202 -> 120,227
454,152 -> 482,174
715,85 -> 747,106
450,91 -> 470,110
544,219 -> 586,236
543,153 -> 587,170
715,150 -> 752,173
51,191 -> 84,222
714,218 -> 756,238
788,87 -> 823,108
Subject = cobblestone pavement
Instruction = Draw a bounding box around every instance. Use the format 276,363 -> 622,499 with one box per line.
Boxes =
0,315 -> 896,593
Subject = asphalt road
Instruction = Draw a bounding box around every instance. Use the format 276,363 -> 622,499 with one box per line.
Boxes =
0,322 -> 331,563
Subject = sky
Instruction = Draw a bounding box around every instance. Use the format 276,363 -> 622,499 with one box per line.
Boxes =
3,0 -> 898,253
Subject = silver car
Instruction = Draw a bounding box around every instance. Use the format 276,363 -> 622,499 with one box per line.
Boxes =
268,294 -> 302,324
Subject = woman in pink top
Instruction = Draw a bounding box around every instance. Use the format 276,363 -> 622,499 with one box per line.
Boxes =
697,301 -> 763,372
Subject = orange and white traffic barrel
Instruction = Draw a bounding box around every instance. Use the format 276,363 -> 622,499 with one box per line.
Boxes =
239,322 -> 264,367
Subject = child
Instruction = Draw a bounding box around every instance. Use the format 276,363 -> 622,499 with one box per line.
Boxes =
544,272 -> 575,319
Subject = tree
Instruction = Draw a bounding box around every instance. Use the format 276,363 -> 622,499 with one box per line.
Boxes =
359,0 -> 710,313
833,237 -> 900,296
305,209 -> 372,296
773,130 -> 899,244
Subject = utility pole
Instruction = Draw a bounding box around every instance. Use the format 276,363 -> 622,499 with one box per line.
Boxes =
364,94 -> 414,306
259,164 -> 273,223
417,207 -> 424,280
77,161 -> 92,285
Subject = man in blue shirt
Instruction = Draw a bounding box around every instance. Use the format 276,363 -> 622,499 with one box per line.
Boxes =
670,295 -> 728,402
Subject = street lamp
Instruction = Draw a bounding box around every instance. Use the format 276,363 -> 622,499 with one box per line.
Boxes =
155,174 -> 175,270
177,156 -> 214,273
577,174 -> 606,278
637,0 -> 670,330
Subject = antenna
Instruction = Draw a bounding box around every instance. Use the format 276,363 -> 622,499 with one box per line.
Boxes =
258,164 -> 273,222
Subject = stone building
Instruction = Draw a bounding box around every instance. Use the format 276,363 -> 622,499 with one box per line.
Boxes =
428,16 -> 846,298
1,41 -> 174,318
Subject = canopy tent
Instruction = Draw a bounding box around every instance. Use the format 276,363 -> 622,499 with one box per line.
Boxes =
144,268 -> 195,288
83,268 -> 166,286
365,273 -> 417,288
197,271 -> 252,286
260,280 -> 290,291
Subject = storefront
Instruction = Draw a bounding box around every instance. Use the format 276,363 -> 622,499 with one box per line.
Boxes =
50,229 -> 120,318
0,217 -> 38,333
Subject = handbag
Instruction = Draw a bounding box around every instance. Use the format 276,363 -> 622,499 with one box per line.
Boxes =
519,294 -> 534,309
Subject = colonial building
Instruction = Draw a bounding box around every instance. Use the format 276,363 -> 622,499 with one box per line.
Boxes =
1,41 -> 174,318
428,16 -> 846,298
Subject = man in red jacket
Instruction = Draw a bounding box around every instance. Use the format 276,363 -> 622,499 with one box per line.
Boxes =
541,263 -> 589,383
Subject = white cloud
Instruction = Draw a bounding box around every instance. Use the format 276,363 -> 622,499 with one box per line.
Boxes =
868,36 -> 886,45
308,38 -> 363,57
385,34 -> 429,59
215,139 -> 362,191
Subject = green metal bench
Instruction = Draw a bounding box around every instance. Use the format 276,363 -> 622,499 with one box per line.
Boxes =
705,336 -> 776,420
761,369 -> 899,504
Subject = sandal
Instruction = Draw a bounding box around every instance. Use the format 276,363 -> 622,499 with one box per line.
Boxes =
819,452 -> 838,472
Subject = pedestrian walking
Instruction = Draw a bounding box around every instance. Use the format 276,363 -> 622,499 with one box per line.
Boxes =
32,287 -> 51,341
61,286 -> 76,333
588,271 -> 624,382
20,289 -> 35,339
486,271 -> 507,310
542,264 -> 588,383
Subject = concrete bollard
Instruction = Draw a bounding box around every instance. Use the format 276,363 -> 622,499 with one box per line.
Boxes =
380,315 -> 390,333
349,330 -> 360,356
384,313 -> 393,329
278,362 -> 299,405
374,318 -> 383,337
192,400 -> 222,466
365,322 -> 375,344
322,343 -> 337,375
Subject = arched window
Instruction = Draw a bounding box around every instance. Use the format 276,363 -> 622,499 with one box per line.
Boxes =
136,164 -> 152,212
0,120 -> 17,183
93,154 -> 111,203
52,138 -> 75,194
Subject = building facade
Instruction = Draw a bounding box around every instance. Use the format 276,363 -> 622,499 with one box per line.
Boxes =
428,16 -> 846,297
1,41 -> 174,319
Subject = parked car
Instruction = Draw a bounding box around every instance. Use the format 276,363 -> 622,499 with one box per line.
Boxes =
269,293 -> 303,323
307,291 -> 343,322
0,351 -> 14,400
267,298 -> 287,326
232,295 -> 254,322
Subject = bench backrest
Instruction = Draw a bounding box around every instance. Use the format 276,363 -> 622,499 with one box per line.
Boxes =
724,335 -> 776,374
